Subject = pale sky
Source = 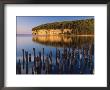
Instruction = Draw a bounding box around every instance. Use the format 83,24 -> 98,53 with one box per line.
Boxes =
16,16 -> 94,34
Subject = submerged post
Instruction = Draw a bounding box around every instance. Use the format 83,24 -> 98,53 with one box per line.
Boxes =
33,48 -> 36,67
49,50 -> 52,63
56,48 -> 57,64
29,53 -> 31,62
39,51 -> 41,61
32,66 -> 34,74
43,48 -> 44,63
17,59 -> 21,74
25,51 -> 28,74
22,49 -> 25,69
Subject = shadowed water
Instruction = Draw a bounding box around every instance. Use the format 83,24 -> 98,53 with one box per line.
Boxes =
16,34 -> 94,74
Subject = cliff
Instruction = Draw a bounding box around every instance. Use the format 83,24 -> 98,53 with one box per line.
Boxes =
32,19 -> 94,35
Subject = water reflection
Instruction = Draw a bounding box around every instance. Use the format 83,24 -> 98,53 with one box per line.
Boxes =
16,35 -> 94,74
32,35 -> 94,48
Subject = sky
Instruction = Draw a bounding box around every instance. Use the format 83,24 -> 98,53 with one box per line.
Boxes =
16,16 -> 94,34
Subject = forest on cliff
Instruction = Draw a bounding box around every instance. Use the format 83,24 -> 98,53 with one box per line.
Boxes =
32,18 -> 94,35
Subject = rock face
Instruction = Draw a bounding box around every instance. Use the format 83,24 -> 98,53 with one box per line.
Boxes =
32,19 -> 94,35
32,29 -> 72,35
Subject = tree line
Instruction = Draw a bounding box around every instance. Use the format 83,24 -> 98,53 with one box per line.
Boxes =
32,18 -> 94,35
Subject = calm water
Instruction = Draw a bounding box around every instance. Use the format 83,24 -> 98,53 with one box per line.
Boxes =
16,34 -> 94,74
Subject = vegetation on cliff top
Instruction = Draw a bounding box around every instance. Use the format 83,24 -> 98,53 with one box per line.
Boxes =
32,18 -> 94,35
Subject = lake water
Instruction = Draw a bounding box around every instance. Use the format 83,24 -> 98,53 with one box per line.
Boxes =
16,35 -> 94,74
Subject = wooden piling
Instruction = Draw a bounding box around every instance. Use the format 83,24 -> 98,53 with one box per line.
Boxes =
22,49 -> 25,69
43,48 -> 44,63
32,66 -> 34,74
39,51 -> 41,61
45,56 -> 49,74
49,50 -> 52,64
25,51 -> 28,74
56,48 -> 57,65
29,53 -> 31,62
18,59 -> 21,74
33,48 -> 36,67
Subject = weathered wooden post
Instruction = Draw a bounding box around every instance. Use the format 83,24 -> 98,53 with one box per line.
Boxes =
39,51 -> 42,74
65,48 -> 67,60
49,50 -> 52,63
67,48 -> 70,66
43,48 -> 44,63
33,48 -> 35,56
18,59 -> 21,74
29,53 -> 31,62
90,61 -> 93,74
92,44 -> 94,56
48,50 -> 52,74
36,56 -> 41,74
25,51 -> 28,74
33,48 -> 36,67
57,49 -> 60,59
22,49 -> 25,69
32,66 -> 34,74
63,48 -> 65,60
16,63 -> 18,74
45,56 -> 49,74
56,48 -> 57,65
39,51 -> 41,61
42,48 -> 45,71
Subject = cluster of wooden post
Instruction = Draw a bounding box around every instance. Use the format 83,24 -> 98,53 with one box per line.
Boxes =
16,44 -> 94,74
16,59 -> 21,74
16,49 -> 32,74
55,45 -> 94,74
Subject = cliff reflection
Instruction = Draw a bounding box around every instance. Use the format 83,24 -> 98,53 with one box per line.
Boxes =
32,35 -> 94,48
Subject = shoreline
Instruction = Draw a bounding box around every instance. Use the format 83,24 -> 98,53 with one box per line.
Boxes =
32,34 -> 94,37
17,34 -> 94,37
75,35 -> 94,37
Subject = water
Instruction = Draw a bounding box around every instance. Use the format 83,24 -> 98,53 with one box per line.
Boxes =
16,34 -> 94,74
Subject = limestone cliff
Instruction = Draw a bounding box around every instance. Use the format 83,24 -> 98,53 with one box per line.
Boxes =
32,19 -> 94,35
